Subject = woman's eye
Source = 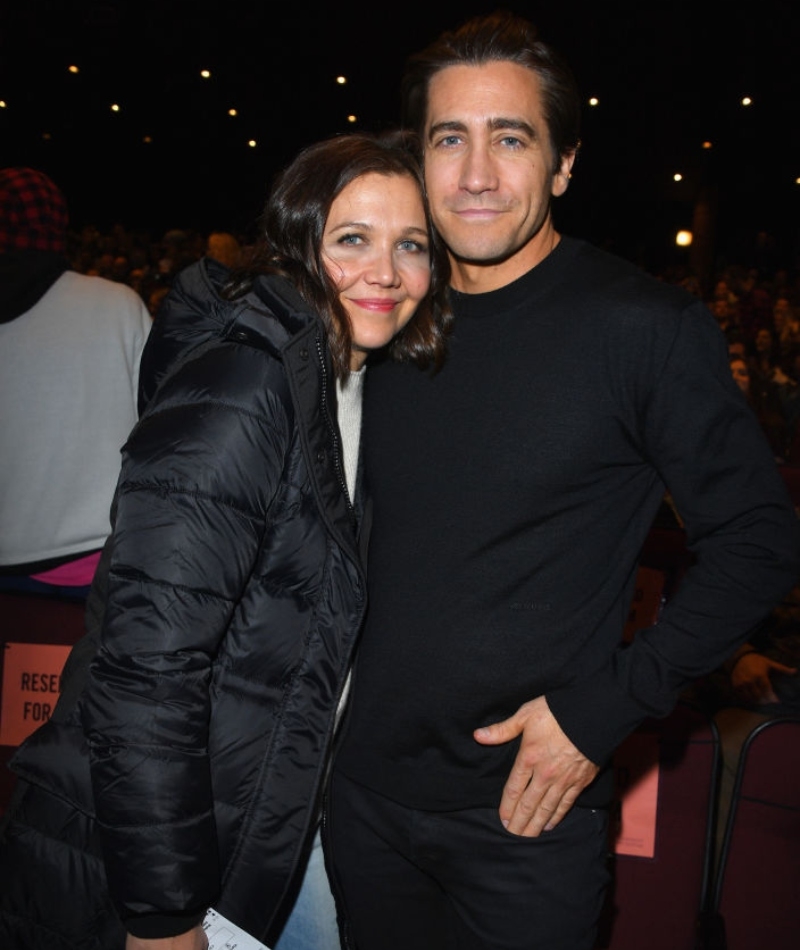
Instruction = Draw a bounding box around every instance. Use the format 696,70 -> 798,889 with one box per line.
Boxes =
399,240 -> 428,253
338,233 -> 364,246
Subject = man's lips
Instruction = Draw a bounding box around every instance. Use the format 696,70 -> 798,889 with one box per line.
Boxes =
452,207 -> 504,218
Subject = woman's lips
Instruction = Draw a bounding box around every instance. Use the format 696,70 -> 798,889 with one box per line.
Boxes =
350,298 -> 399,312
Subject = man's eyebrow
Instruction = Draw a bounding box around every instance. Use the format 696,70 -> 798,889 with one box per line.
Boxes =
488,117 -> 537,138
427,120 -> 467,141
427,118 -> 538,140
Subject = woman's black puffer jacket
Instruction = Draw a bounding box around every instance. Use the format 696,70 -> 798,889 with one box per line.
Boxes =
1,258 -> 366,947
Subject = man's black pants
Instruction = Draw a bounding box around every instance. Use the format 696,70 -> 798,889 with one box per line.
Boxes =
327,770 -> 610,950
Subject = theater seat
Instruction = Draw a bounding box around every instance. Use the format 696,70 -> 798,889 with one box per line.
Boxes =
709,717 -> 800,950
596,702 -> 721,950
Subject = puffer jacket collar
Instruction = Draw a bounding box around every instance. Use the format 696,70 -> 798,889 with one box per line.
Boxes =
230,276 -> 361,561
141,257 -> 360,562
139,258 -> 318,414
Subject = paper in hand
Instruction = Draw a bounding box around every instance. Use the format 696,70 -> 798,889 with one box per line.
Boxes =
202,907 -> 270,950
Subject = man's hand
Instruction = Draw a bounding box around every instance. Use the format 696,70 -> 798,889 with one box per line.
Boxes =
474,695 -> 599,837
126,924 -> 208,950
731,652 -> 797,704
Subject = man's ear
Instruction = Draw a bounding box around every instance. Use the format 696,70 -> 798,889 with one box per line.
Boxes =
552,148 -> 577,197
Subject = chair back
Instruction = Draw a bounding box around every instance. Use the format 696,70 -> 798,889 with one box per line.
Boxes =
711,716 -> 800,950
597,702 -> 721,950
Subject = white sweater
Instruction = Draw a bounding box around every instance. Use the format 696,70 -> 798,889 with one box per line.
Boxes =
336,365 -> 366,500
0,271 -> 151,566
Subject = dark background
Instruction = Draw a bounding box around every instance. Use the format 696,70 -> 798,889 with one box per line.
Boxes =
1,0 -> 798,278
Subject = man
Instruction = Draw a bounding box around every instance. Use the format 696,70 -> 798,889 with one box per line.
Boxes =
328,12 -> 800,950
0,167 -> 151,600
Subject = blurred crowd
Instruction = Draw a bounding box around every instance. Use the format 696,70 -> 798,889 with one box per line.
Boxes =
65,223 -> 249,320
65,221 -> 800,465
687,265 -> 800,465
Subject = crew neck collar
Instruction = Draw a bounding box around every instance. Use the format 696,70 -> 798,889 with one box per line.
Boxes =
448,236 -> 579,318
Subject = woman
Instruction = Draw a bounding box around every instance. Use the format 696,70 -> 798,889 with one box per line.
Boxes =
0,130 -> 451,950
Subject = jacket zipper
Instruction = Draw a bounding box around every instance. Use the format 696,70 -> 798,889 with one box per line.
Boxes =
315,335 -> 362,950
315,337 -> 357,528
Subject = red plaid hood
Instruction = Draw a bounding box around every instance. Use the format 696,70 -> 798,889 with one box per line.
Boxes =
0,167 -> 68,254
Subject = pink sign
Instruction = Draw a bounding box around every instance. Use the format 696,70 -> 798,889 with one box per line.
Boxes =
613,730 -> 660,858
0,642 -> 71,746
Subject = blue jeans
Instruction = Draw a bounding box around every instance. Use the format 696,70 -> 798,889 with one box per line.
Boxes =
273,829 -> 341,950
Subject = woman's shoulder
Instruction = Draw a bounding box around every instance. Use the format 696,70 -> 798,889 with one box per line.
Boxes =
138,264 -> 316,413
137,259 -> 239,410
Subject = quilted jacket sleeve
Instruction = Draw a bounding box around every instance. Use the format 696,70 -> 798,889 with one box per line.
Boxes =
81,339 -> 293,937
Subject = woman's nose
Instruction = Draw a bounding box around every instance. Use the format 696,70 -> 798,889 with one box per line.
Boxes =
365,249 -> 400,286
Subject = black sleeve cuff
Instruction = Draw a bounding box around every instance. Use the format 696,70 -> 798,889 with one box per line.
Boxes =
124,907 -> 208,940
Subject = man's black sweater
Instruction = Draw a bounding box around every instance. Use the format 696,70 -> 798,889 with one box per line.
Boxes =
335,237 -> 800,809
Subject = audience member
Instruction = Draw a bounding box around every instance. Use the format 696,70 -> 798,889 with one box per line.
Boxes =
0,167 -> 151,600
778,344 -> 800,463
750,326 -> 785,383
729,352 -> 788,462
688,581 -> 800,865
730,265 -> 773,340
146,283 -> 171,319
775,296 -> 800,356
772,294 -> 793,337
726,332 -> 748,360
709,296 -> 738,337
205,230 -> 243,270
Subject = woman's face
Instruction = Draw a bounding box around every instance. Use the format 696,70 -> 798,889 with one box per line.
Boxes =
322,172 -> 431,370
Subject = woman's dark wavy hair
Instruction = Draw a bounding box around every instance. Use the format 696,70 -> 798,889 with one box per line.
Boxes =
401,10 -> 582,175
228,130 -> 452,379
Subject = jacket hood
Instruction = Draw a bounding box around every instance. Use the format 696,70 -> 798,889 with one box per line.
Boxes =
0,250 -> 68,323
137,257 -> 315,415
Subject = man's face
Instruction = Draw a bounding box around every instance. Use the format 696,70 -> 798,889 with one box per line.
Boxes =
422,60 -> 574,292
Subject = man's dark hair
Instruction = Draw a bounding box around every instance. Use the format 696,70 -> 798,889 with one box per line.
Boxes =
401,10 -> 582,174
